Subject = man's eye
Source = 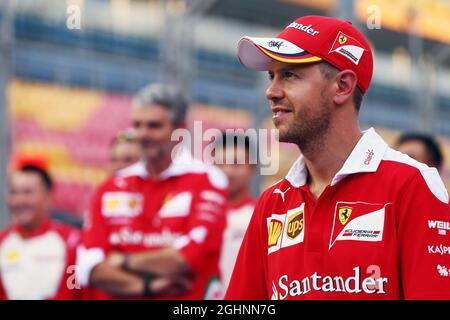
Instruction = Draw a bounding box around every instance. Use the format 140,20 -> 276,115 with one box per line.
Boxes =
283,71 -> 296,79
268,72 -> 274,81
147,122 -> 163,129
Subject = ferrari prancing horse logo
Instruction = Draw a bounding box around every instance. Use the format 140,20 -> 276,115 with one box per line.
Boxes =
339,207 -> 352,225
338,34 -> 347,44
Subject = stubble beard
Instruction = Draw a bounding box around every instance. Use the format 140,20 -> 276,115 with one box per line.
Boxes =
277,98 -> 332,155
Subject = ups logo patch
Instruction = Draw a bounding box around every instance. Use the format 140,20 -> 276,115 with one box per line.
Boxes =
286,211 -> 304,239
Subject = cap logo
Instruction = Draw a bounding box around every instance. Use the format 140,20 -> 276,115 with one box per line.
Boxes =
329,31 -> 365,65
287,22 -> 320,36
338,34 -> 347,44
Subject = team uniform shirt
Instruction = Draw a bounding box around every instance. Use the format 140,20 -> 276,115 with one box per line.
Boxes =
226,128 -> 450,300
0,219 -> 81,300
77,149 -> 228,299
219,194 -> 255,290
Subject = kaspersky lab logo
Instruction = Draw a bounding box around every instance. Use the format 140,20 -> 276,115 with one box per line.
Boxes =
271,266 -> 388,300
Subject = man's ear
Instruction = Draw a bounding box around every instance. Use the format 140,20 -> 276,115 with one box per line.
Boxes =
333,70 -> 358,106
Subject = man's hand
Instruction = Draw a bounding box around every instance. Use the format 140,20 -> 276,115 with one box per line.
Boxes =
106,248 -> 190,277
148,276 -> 193,297
106,251 -> 126,268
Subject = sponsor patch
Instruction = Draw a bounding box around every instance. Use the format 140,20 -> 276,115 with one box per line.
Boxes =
428,220 -> 450,236
329,202 -> 389,249
5,249 -> 19,262
428,244 -> 450,256
339,207 -> 352,225
267,203 -> 305,255
437,264 -> 450,277
329,31 -> 365,65
200,190 -> 225,205
158,192 -> 193,218
268,218 -> 283,250
102,192 -> 143,218
286,210 -> 304,240
272,266 -> 389,300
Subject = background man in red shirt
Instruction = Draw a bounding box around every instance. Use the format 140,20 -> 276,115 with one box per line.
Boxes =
77,83 -> 228,299
214,133 -> 256,292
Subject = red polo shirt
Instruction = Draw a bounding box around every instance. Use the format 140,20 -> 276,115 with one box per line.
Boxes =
226,128 -> 450,300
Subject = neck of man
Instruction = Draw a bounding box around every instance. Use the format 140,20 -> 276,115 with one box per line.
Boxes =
20,214 -> 47,236
145,149 -> 173,179
302,121 -> 362,199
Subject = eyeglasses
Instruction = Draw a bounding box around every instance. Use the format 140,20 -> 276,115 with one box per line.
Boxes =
115,129 -> 137,143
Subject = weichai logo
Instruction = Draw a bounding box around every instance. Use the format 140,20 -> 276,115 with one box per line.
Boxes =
428,220 -> 450,236
268,220 -> 283,247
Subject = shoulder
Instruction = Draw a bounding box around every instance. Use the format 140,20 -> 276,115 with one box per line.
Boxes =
250,179 -> 291,214
260,179 -> 291,198
50,222 -> 81,247
0,227 -> 14,244
172,160 -> 229,190
381,147 -> 448,203
192,162 -> 229,190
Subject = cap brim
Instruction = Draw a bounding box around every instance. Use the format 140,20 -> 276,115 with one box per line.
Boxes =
237,36 -> 322,71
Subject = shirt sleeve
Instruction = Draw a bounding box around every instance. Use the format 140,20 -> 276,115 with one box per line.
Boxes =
174,172 -> 228,275
76,183 -> 110,287
396,168 -> 450,299
225,194 -> 269,300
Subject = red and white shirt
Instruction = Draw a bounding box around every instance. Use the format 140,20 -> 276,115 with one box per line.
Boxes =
0,219 -> 81,300
220,194 -> 256,290
226,128 -> 450,300
77,149 -> 228,299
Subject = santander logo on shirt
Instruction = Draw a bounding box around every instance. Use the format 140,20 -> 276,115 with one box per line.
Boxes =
271,266 -> 389,300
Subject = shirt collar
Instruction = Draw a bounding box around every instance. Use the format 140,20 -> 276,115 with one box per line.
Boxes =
117,147 -> 204,180
14,218 -> 52,239
285,128 -> 388,188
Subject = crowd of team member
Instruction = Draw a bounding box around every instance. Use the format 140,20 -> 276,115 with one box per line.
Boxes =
1,14 -> 449,300
0,83 -> 257,300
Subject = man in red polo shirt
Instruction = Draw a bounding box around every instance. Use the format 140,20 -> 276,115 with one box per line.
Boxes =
226,15 -> 450,300
77,83 -> 228,299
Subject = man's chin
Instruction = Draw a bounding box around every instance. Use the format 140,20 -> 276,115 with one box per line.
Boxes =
143,148 -> 161,160
275,128 -> 289,142
12,213 -> 35,228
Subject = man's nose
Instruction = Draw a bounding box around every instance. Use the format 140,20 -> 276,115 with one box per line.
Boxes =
265,78 -> 284,102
